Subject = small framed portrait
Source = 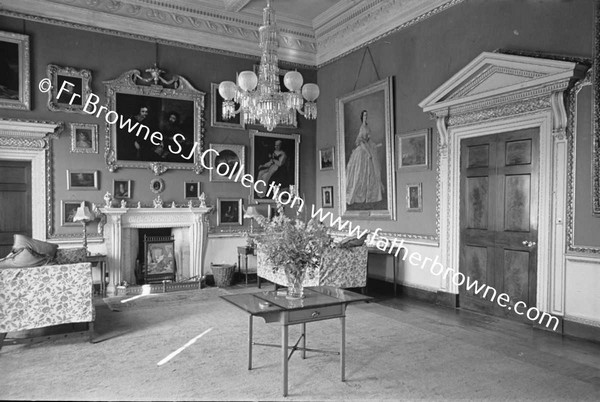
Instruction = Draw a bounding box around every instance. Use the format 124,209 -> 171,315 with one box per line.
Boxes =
319,147 -> 334,171
210,83 -> 244,129
66,170 -> 99,190
184,181 -> 200,199
61,200 -> 84,226
150,178 -> 165,194
113,179 -> 132,199
0,31 -> 30,110
217,198 -> 243,226
406,183 -> 423,212
70,123 -> 98,153
321,186 -> 334,208
397,128 -> 431,171
208,143 -> 245,182
46,64 -> 92,113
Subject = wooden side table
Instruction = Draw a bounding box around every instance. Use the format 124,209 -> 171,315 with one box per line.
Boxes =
85,254 -> 107,297
237,246 -> 256,285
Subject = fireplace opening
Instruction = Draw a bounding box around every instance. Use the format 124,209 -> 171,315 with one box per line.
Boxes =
136,228 -> 176,284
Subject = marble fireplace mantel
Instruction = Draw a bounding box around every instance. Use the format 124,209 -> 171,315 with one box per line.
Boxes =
100,206 -> 212,295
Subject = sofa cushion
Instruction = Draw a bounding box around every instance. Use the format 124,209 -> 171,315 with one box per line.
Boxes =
12,234 -> 58,258
53,248 -> 87,265
338,232 -> 368,248
0,247 -> 54,268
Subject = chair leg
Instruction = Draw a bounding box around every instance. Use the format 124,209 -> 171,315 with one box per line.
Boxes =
0,333 -> 6,350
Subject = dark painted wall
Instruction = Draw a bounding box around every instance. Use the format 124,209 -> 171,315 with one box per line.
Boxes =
0,16 -> 317,237
316,0 -> 595,239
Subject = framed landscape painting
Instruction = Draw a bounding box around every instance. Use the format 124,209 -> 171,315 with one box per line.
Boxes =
103,67 -> 205,174
249,130 -> 300,203
397,128 -> 431,171
0,31 -> 29,110
319,146 -> 334,171
61,200 -> 83,226
66,170 -> 99,190
336,77 -> 396,220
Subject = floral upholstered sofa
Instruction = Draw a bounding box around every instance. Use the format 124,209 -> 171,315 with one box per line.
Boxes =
257,245 -> 368,289
0,236 -> 95,345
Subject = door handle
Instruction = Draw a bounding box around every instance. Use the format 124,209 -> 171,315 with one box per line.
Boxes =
522,240 -> 536,248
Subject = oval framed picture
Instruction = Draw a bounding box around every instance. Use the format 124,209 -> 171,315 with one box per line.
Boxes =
150,178 -> 165,194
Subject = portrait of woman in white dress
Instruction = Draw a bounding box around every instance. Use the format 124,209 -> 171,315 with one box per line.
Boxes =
345,110 -> 384,206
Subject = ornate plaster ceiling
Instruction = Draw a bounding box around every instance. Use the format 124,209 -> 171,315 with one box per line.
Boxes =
0,0 -> 459,66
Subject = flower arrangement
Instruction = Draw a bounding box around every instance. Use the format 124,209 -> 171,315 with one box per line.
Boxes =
252,202 -> 332,281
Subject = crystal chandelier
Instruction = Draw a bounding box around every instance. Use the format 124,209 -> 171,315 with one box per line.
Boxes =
218,0 -> 319,132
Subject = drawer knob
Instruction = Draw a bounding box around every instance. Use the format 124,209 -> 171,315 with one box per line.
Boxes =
311,311 -> 320,318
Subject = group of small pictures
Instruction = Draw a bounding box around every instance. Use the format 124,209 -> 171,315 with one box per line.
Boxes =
113,180 -> 132,199
184,181 -> 201,199
217,198 -> 243,226
71,123 -> 98,153
61,200 -> 84,226
319,147 -> 334,171
321,186 -> 334,208
66,170 -> 99,190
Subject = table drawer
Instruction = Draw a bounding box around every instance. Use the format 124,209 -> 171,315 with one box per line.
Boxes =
287,304 -> 343,324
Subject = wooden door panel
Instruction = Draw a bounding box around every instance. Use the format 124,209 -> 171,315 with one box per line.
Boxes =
502,249 -> 531,303
463,245 -> 489,295
467,144 -> 490,168
466,176 -> 489,229
505,139 -> 532,166
0,161 -> 31,257
503,174 -> 531,232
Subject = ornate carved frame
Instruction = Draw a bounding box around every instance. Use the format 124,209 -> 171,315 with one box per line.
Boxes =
46,64 -> 92,113
104,66 -> 205,175
0,31 -> 29,110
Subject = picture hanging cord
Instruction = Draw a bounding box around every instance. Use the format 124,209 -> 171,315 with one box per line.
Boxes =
352,46 -> 381,91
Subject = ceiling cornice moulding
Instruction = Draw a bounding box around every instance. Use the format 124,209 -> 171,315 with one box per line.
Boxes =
315,0 -> 463,66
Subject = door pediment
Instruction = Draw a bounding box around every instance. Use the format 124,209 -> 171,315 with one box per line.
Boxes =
419,51 -> 586,116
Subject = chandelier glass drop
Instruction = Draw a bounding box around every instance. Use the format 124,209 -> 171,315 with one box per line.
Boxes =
218,0 -> 319,132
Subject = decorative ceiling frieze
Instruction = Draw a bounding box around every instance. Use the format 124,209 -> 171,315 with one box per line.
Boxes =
0,0 -> 459,66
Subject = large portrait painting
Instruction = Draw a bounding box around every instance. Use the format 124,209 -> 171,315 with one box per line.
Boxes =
249,130 -> 300,203
104,66 -> 205,175
0,31 -> 29,110
336,77 -> 396,220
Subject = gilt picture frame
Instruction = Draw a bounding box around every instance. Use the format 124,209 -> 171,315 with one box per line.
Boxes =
113,179 -> 132,199
249,130 -> 300,204
322,186 -> 334,208
70,123 -> 98,153
208,143 -> 245,182
61,200 -> 84,227
46,64 -> 92,113
66,170 -> 99,190
0,31 -> 30,110
336,77 -> 396,220
217,198 -> 243,226
210,83 -> 244,129
103,67 -> 205,174
397,128 -> 431,171
319,146 -> 335,171
406,183 -> 423,212
184,181 -> 200,199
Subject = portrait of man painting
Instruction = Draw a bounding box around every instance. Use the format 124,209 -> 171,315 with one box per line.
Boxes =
337,77 -> 396,219
114,93 -> 195,163
249,130 -> 300,203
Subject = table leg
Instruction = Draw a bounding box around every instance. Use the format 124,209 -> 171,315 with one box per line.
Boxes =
282,324 -> 288,397
245,255 -> 248,285
340,316 -> 346,382
393,255 -> 397,297
302,323 -> 306,359
248,315 -> 253,370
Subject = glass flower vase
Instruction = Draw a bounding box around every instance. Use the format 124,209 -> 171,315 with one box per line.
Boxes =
284,264 -> 306,299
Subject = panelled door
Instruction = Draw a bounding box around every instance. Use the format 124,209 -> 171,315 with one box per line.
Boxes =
459,128 -> 539,320
0,160 -> 32,257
